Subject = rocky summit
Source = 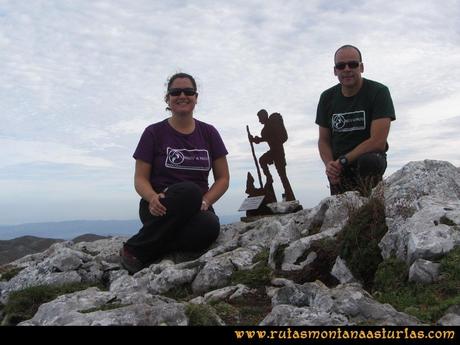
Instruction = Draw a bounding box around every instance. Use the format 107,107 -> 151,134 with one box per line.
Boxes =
1,160 -> 459,326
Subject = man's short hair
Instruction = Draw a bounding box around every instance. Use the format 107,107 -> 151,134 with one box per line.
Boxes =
334,45 -> 362,62
257,109 -> 269,118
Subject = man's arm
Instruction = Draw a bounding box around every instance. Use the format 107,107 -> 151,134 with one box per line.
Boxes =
342,118 -> 391,163
318,126 -> 341,184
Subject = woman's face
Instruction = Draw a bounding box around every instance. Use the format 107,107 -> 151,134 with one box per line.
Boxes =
167,77 -> 197,116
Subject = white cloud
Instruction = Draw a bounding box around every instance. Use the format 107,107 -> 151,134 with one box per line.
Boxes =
1,0 -> 459,224
0,138 -> 113,168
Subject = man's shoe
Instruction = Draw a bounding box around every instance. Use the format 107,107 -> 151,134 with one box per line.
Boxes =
119,246 -> 144,274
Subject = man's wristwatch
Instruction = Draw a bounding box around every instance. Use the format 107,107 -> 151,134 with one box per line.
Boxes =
338,155 -> 348,167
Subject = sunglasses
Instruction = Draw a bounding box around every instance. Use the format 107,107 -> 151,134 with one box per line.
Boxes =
335,61 -> 361,70
168,88 -> 197,97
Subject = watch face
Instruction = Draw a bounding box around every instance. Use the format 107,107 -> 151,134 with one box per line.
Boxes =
340,157 -> 347,165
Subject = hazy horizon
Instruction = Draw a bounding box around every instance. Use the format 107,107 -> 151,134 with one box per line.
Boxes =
2,1 -> 459,229
0,214 -> 241,240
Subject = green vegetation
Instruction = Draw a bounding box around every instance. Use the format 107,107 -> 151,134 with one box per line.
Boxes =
231,264 -> 272,288
439,216 -> 457,227
252,249 -> 270,264
185,303 -> 223,325
2,189 -> 460,326
2,282 -> 104,325
338,196 -> 388,290
211,302 -> 241,325
373,247 -> 460,323
79,302 -> 129,314
0,267 -> 25,282
272,244 -> 288,270
230,249 -> 272,288
162,284 -> 195,301
307,219 -> 323,235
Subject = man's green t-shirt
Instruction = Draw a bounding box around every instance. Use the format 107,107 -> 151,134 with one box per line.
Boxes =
315,78 -> 396,159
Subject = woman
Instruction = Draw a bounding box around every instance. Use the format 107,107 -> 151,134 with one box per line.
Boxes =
120,72 -> 229,274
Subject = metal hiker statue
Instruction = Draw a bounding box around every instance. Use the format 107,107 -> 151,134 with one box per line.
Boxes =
248,109 -> 296,201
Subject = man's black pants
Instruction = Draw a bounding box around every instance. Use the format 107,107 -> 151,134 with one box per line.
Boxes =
330,152 -> 387,195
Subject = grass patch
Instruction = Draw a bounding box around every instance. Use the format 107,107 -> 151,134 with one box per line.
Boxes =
79,301 -> 129,314
162,283 -> 195,301
0,267 -> 25,282
185,303 -> 223,325
439,216 -> 456,227
253,249 -> 269,265
373,247 -> 460,323
307,219 -> 323,235
231,251 -> 273,289
211,289 -> 272,325
272,244 -> 288,270
338,196 -> 387,290
236,294 -> 272,325
211,250 -> 273,325
231,249 -> 273,289
277,237 -> 340,286
2,282 -> 104,325
211,301 -> 241,325
231,264 -> 272,288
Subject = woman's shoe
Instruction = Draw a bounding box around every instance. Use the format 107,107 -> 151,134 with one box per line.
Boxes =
119,246 -> 144,274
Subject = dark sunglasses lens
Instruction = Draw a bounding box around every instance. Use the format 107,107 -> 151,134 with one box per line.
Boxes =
183,88 -> 196,96
168,89 -> 181,96
348,61 -> 360,68
335,61 -> 360,70
168,88 -> 196,96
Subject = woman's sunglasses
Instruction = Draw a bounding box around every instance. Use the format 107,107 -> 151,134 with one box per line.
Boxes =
335,61 -> 361,70
168,88 -> 197,96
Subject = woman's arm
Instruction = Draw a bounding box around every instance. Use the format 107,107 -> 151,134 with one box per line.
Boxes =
202,156 -> 230,210
134,159 -> 166,216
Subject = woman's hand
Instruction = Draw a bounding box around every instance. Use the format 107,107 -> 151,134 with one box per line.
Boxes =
149,193 -> 166,216
201,198 -> 210,211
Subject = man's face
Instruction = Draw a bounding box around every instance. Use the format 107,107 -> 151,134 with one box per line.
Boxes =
257,113 -> 268,124
334,47 -> 363,89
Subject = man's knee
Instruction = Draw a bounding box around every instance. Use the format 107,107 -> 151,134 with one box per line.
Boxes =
355,152 -> 387,176
259,152 -> 273,166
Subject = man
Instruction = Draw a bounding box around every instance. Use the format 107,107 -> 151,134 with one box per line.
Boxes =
316,45 -> 396,195
249,109 -> 296,201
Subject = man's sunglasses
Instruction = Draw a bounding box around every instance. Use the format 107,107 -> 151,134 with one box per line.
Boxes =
168,88 -> 197,96
335,61 -> 361,70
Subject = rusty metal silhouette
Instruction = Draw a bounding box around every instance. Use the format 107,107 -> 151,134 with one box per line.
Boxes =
248,109 -> 296,202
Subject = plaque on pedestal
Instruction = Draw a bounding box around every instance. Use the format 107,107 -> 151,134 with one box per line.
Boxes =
238,195 -> 265,212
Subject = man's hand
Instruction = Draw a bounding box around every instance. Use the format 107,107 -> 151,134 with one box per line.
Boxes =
325,160 -> 342,185
252,136 -> 262,144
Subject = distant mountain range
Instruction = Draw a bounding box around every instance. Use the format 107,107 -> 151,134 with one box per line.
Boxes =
0,220 -> 142,240
0,215 -> 240,265
0,215 -> 240,241
0,234 -> 109,265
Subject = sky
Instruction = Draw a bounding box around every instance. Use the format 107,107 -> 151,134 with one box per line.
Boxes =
1,0 -> 460,226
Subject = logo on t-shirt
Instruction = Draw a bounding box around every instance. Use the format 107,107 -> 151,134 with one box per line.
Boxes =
332,111 -> 366,132
165,147 -> 210,171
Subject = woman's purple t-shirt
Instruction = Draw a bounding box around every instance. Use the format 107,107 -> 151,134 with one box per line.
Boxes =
133,119 -> 228,194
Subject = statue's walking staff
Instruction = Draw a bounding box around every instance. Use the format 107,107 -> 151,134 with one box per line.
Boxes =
246,125 -> 263,189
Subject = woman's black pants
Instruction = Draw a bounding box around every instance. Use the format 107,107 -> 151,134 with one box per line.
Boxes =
125,181 -> 220,264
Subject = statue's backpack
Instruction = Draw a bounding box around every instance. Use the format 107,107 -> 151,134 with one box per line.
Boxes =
268,113 -> 288,143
